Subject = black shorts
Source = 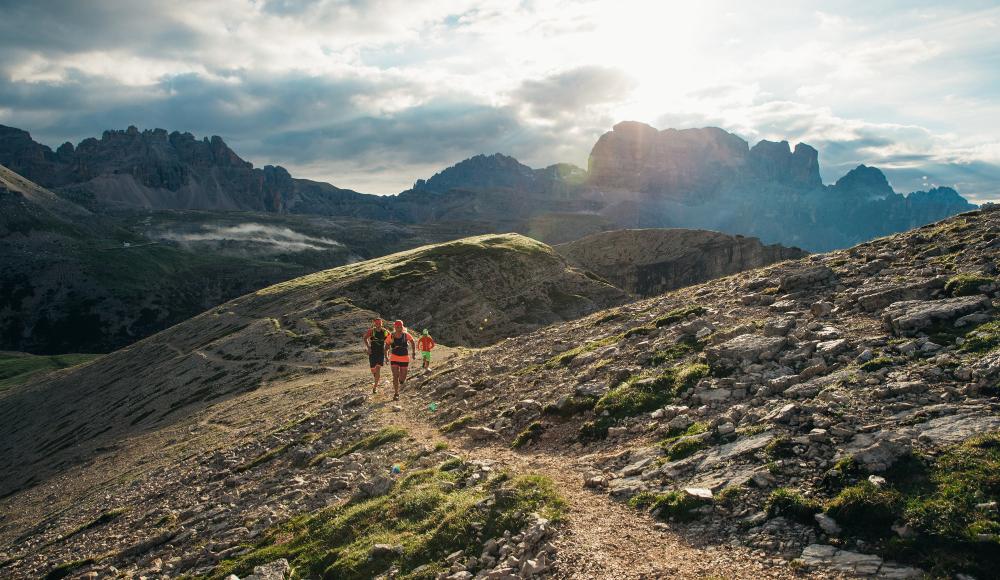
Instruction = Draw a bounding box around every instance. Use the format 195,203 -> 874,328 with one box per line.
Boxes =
369,350 -> 385,368
391,360 -> 409,368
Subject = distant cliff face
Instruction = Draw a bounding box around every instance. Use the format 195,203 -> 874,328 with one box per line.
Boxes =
0,125 -> 384,215
556,228 -> 807,296
587,123 -> 752,199
583,122 -> 976,251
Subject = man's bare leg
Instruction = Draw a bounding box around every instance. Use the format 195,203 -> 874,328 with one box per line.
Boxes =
371,365 -> 381,393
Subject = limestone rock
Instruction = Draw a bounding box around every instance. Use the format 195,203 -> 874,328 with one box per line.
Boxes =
882,295 -> 991,336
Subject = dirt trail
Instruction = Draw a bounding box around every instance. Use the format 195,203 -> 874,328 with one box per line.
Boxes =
364,351 -> 805,580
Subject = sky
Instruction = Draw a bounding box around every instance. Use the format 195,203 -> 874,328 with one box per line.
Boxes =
0,0 -> 998,202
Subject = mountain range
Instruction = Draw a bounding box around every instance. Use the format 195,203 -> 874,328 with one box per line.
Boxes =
0,122 -> 976,251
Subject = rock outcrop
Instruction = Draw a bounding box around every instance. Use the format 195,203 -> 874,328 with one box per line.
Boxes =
556,228 -> 807,296
0,125 -> 385,215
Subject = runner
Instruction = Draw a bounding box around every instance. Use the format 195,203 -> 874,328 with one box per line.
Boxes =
384,320 -> 416,401
417,329 -> 435,371
362,318 -> 388,394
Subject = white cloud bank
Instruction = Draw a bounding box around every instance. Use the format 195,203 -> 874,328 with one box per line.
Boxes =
0,0 -> 998,201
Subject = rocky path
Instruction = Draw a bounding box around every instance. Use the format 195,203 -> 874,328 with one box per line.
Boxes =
374,352 -> 809,579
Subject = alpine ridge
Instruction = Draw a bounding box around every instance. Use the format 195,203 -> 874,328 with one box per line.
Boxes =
0,122 -> 977,251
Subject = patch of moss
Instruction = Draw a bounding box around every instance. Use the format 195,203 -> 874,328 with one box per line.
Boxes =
594,370 -> 677,419
644,490 -> 710,522
961,320 -> 1000,354
439,416 -> 474,434
653,305 -> 707,328
44,558 -> 96,580
765,436 -> 796,460
716,485 -> 745,508
511,422 -> 545,449
808,433 -> 1000,578
825,482 -> 902,537
766,488 -> 821,525
210,464 -> 564,580
945,273 -> 994,297
736,423 -> 771,438
663,436 -> 708,461
439,457 -> 464,471
674,363 -> 709,394
646,339 -> 698,367
577,416 -> 615,443
657,421 -> 708,448
544,334 -> 622,368
542,395 -> 597,417
310,427 -> 408,466
859,356 -> 898,373
821,456 -> 862,492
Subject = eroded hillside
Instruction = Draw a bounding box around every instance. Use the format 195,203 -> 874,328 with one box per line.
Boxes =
557,228 -> 807,296
2,210 -> 998,579
415,206 -> 1000,578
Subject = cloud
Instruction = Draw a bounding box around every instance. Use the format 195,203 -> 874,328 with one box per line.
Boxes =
513,66 -> 636,120
159,223 -> 344,253
0,0 -> 997,200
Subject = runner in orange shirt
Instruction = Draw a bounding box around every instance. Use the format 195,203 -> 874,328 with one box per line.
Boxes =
417,329 -> 435,371
384,320 -> 416,401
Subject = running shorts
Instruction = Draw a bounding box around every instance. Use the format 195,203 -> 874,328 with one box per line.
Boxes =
369,350 -> 385,368
421,351 -> 432,361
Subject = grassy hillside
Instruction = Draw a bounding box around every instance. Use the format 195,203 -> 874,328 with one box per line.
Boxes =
0,352 -> 100,391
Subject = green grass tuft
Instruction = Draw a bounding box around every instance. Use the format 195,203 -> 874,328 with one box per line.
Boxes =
310,427 -> 408,466
859,356 -> 899,373
629,490 -> 709,522
674,363 -> 709,394
577,417 -> 615,443
653,305 -> 707,328
945,273 -> 994,297
511,422 -> 545,449
825,482 -> 902,537
44,558 -> 96,580
663,436 -> 708,461
594,371 -> 677,419
210,463 -> 564,580
542,395 -> 597,417
766,488 -> 820,525
439,415 -> 474,434
961,320 -> 1000,354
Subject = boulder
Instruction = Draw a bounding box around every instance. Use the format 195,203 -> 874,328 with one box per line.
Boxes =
779,266 -> 836,292
799,544 -> 880,575
243,559 -> 291,580
853,438 -> 909,472
354,475 -> 393,499
882,295 -> 991,336
708,334 -> 786,364
857,277 -> 946,312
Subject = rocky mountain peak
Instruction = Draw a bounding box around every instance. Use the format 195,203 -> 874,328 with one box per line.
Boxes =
832,164 -> 894,199
587,123 -> 750,196
413,152 -> 537,193
748,139 -> 822,189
